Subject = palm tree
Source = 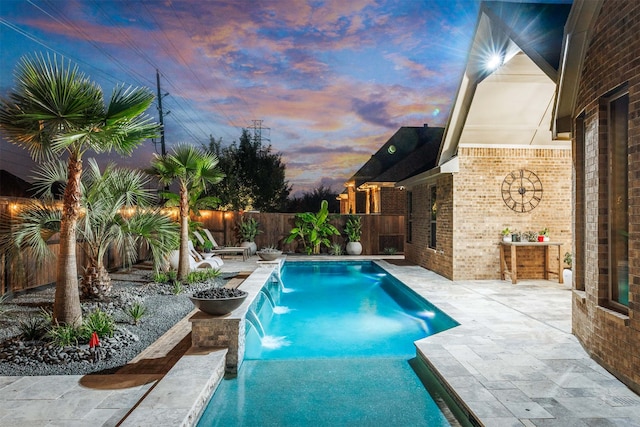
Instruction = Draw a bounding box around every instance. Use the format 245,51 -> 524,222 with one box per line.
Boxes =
0,54 -> 159,326
147,144 -> 224,281
7,159 -> 180,299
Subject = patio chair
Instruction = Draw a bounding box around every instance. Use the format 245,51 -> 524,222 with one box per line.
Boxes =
168,242 -> 223,270
201,229 -> 250,261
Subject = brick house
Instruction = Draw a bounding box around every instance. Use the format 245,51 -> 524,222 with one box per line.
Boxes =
340,125 -> 443,214
553,0 -> 640,393
397,1 -> 573,281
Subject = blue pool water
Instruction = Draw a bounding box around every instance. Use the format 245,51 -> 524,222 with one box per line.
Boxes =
197,261 -> 460,426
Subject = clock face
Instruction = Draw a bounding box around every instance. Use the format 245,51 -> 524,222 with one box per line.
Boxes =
501,169 -> 543,213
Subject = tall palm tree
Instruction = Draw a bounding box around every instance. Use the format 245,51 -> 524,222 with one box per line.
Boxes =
147,144 -> 224,281
0,54 -> 159,326
6,159 -> 180,299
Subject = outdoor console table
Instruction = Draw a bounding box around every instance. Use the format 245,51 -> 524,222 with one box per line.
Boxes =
499,241 -> 563,284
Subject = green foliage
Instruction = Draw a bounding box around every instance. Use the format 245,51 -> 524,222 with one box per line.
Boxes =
383,247 -> 398,255
185,269 -> 221,284
564,252 -> 572,268
46,323 -> 79,347
81,309 -> 115,339
344,215 -> 362,242
501,227 -> 511,236
330,243 -> 343,256
206,130 -> 291,212
173,281 -> 183,295
203,240 -> 214,252
284,200 -> 340,254
18,315 -> 47,340
237,217 -> 262,242
125,302 -> 147,325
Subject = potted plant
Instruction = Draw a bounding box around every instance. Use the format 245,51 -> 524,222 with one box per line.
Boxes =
344,215 -> 363,255
256,245 -> 282,261
237,217 -> 261,255
563,252 -> 572,286
538,227 -> 550,242
501,227 -> 512,242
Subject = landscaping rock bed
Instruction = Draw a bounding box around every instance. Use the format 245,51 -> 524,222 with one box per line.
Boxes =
0,273 -> 234,376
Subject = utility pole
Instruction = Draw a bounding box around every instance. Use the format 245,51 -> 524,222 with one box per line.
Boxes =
155,69 -> 168,156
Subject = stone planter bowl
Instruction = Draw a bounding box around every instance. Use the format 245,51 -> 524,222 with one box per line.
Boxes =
257,250 -> 282,261
189,291 -> 248,316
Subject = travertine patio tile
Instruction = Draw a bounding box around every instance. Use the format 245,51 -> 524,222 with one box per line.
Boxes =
503,400 -> 554,418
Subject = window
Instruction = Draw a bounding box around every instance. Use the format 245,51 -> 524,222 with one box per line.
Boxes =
608,92 -> 629,309
574,113 -> 585,291
429,186 -> 437,249
406,191 -> 413,243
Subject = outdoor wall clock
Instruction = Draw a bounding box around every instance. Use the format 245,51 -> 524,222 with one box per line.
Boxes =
501,169 -> 543,213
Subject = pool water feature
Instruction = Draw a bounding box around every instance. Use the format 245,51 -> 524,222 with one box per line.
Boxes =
197,261 -> 462,426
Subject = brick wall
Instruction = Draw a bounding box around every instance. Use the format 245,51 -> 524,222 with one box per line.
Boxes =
405,174 -> 454,279
380,187 -> 406,215
571,0 -> 640,393
405,147 -> 572,281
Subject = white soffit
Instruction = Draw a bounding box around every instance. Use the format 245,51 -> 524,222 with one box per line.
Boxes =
459,52 -> 568,148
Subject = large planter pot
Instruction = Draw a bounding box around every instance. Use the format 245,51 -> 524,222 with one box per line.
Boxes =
241,241 -> 257,256
346,241 -> 362,255
257,250 -> 282,261
189,289 -> 248,316
563,269 -> 572,288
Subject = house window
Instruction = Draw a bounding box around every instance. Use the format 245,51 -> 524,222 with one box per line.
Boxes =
608,91 -> 629,309
574,113 -> 585,291
429,186 -> 437,249
406,191 -> 413,243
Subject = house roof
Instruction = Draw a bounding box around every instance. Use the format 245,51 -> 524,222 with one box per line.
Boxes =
346,125 -> 444,188
436,1 -> 572,168
552,0 -> 604,139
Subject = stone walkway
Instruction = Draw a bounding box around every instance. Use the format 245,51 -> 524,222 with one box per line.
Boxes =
0,257 -> 639,426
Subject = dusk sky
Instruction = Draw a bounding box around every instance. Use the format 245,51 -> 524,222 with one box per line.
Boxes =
0,0 -> 567,196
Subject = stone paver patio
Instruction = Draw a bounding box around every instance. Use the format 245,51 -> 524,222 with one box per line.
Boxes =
0,257 -> 639,426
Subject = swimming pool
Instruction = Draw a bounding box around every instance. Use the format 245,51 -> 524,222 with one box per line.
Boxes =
197,261 -> 462,426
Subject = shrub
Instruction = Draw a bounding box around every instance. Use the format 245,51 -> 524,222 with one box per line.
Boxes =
185,269 -> 221,284
47,323 -> 80,347
330,243 -> 343,256
383,247 -> 398,255
125,302 -> 147,325
173,281 -> 183,295
81,309 -> 115,339
19,315 -> 47,340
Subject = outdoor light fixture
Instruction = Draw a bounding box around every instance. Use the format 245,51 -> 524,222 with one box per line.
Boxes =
486,53 -> 504,71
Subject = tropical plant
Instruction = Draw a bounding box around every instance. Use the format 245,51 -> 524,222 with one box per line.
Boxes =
125,302 -> 147,325
383,247 -> 398,255
80,308 -> 115,339
147,144 -> 225,281
0,54 -> 159,326
6,160 -> 180,299
46,323 -> 80,347
172,281 -> 183,295
330,243 -> 343,256
284,200 -> 340,254
344,215 -> 362,242
237,217 -> 261,242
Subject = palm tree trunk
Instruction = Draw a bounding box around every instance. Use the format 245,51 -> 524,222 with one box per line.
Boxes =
53,156 -> 83,327
177,183 -> 191,281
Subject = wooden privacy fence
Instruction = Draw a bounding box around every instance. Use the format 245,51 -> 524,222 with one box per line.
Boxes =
0,197 -> 404,295
193,211 -> 405,256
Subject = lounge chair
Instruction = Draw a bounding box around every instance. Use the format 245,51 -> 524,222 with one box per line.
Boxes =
168,242 -> 224,270
194,229 -> 250,261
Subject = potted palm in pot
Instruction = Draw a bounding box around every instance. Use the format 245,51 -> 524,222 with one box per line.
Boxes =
344,215 -> 363,255
237,217 -> 261,255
